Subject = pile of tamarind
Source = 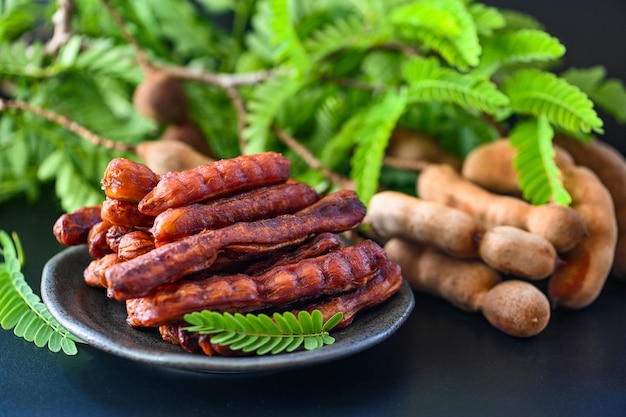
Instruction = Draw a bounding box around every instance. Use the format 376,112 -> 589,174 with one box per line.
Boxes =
367,131 -> 626,337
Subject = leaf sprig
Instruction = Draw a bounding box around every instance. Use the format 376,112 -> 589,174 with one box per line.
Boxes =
0,230 -> 82,355
184,310 -> 343,355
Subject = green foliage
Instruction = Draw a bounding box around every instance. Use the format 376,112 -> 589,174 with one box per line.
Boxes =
184,309 -> 343,355
503,69 -> 604,134
510,116 -> 571,205
0,0 -> 620,211
0,231 -> 82,355
350,89 -> 408,204
402,57 -> 509,115
561,66 -> 626,124
390,0 -> 481,71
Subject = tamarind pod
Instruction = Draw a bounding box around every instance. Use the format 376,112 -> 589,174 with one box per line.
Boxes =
418,164 -> 587,253
385,238 -> 550,337
461,139 -> 574,195
553,136 -> 626,277
138,152 -> 291,216
387,127 -> 462,170
84,253 -> 121,288
105,225 -> 133,253
548,166 -> 617,309
117,231 -> 156,261
101,158 -> 159,203
101,198 -> 155,229
105,190 -> 366,300
366,191 -> 480,258
87,221 -> 114,259
384,238 -> 501,311
135,140 -> 214,176
125,240 -> 389,327
479,280 -> 551,338
52,205 -> 102,246
479,226 -> 558,280
151,181 -> 320,245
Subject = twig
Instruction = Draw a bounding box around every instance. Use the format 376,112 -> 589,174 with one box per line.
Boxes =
45,0 -> 75,55
223,86 -> 249,153
100,0 -> 151,72
271,126 -> 354,189
0,99 -> 134,153
382,156 -> 430,172
162,66 -> 277,89
319,74 -> 385,92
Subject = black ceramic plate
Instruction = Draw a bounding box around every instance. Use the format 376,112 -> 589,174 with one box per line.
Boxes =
41,245 -> 415,373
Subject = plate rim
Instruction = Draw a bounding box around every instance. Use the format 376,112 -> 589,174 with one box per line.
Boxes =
41,245 -> 415,374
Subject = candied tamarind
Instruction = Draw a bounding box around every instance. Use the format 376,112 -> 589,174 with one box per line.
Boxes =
138,152 -> 291,216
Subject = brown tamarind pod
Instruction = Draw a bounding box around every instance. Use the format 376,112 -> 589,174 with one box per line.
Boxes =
479,225 -> 558,280
135,140 -> 214,175
161,121 -> 213,157
133,70 -> 189,125
366,191 -> 480,258
461,139 -> 575,195
101,158 -> 159,203
386,127 -> 462,170
548,166 -> 617,309
418,164 -> 587,253
553,135 -> 626,278
384,238 -> 550,337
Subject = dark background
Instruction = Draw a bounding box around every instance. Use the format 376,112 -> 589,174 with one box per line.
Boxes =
2,2 -> 626,417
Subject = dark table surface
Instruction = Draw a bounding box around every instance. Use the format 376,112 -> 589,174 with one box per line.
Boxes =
2,1 -> 626,416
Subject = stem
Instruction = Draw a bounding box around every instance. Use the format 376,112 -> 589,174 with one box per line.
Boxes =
382,156 -> 429,172
0,99 -> 134,153
223,86 -> 249,153
100,0 -> 151,72
271,126 -> 353,189
45,0 -> 75,55
162,66 -> 277,89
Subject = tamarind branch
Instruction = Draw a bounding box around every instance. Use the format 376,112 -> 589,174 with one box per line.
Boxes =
0,98 -> 134,153
100,0 -> 150,72
162,66 -> 278,89
45,0 -> 75,55
271,126 -> 353,189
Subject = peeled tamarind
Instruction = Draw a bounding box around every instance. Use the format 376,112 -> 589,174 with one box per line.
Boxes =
418,164 -> 587,253
548,166 -> 617,309
385,238 -> 550,337
366,191 -> 480,258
